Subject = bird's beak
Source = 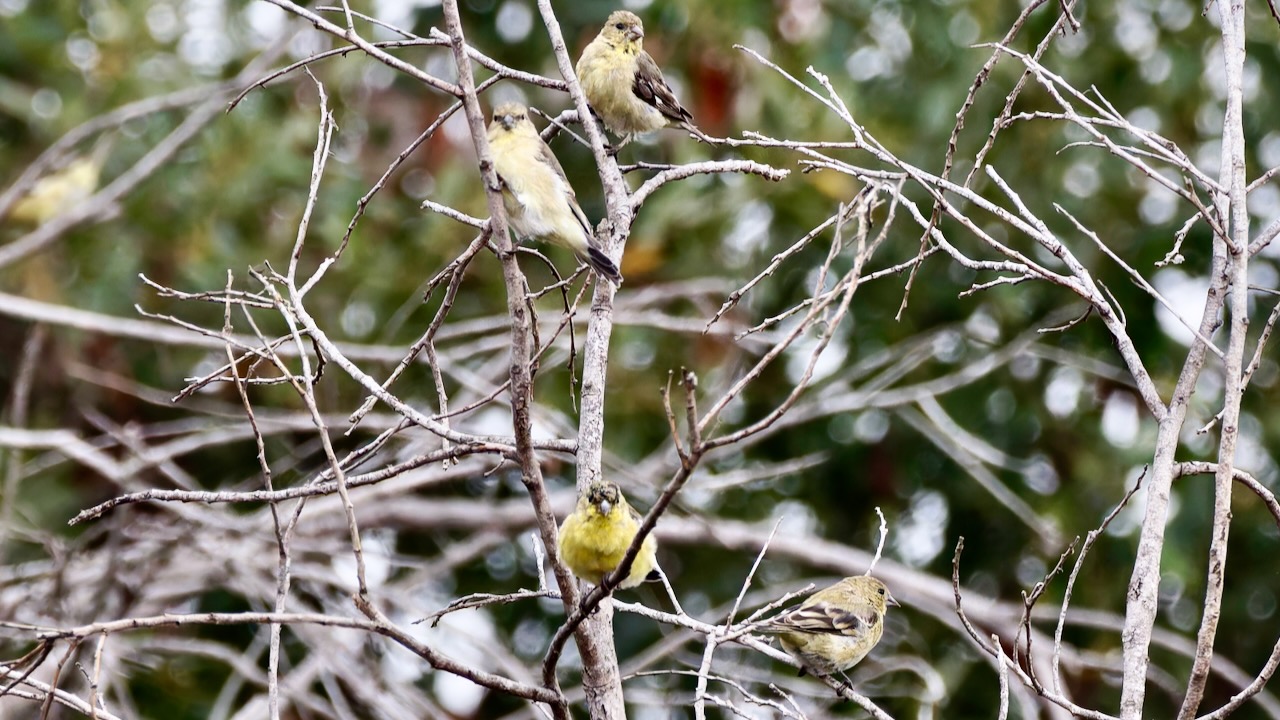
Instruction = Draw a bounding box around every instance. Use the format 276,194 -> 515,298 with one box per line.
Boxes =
596,499 -> 612,516
887,593 -> 901,608
498,114 -> 515,130
627,26 -> 643,42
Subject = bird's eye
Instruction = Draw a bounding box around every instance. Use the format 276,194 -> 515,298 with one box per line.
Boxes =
877,588 -> 885,595
614,22 -> 625,29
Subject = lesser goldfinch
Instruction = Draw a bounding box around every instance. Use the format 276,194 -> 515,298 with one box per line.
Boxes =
757,576 -> 899,678
557,480 -> 658,589
8,157 -> 101,225
576,10 -> 702,149
486,102 -> 622,284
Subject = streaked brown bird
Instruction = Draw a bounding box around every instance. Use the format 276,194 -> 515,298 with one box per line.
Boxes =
757,575 -> 899,678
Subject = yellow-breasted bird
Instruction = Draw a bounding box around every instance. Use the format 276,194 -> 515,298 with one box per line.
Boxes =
7,151 -> 106,225
558,480 -> 658,589
486,102 -> 622,284
757,576 -> 899,678
576,10 -> 704,149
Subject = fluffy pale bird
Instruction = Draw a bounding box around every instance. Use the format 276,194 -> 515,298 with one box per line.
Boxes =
757,576 -> 899,678
576,10 -> 703,149
8,156 -> 101,225
486,102 -> 622,284
558,480 -> 658,589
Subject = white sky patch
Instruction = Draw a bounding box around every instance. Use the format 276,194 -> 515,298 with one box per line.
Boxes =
1044,366 -> 1083,417
1063,159 -> 1100,198
372,0 -> 441,38
1151,268 -> 1211,346
1259,131 -> 1280,169
785,335 -> 847,385
1056,27 -> 1090,58
147,2 -> 181,43
472,406 -> 515,438
894,490 -> 948,568
1101,392 -> 1140,448
1023,456 -> 1060,495
740,27 -> 771,59
1238,413 -> 1278,482
179,0 -> 233,74
1129,106 -> 1161,133
1141,49 -> 1173,84
443,109 -> 474,147
242,2 -> 285,47
1010,352 -> 1040,380
332,529 -> 395,592
1250,263 -> 1278,305
66,34 -> 100,72
965,308 -> 1000,343
1016,555 -> 1047,587
340,300 -> 377,338
31,88 -> 62,119
948,11 -> 979,46
854,409 -> 890,443
722,200 -> 773,267
1243,57 -> 1262,102
1109,466 -> 1180,537
1139,174 -> 1178,225
1195,139 -> 1221,178
770,500 -> 818,538
1115,4 -> 1157,59
513,617 -> 550,658
846,46 -> 888,82
869,7 -> 912,65
432,612 -> 496,716
1248,183 -> 1280,222
1202,39 -> 1227,100
496,1 -> 533,43
620,335 -> 656,370
932,329 -> 964,363
986,387 -> 1016,423
1158,0 -> 1194,30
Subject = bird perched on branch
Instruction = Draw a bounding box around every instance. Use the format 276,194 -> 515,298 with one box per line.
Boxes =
756,575 -> 899,678
558,480 -> 658,589
7,137 -> 113,225
576,10 -> 705,150
486,102 -> 622,284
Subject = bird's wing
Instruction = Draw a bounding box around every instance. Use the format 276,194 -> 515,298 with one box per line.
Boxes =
537,139 -> 573,188
537,141 -> 594,237
766,599 -> 870,637
633,51 -> 693,125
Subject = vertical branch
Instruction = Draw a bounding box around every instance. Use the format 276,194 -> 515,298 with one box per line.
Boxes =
1178,0 -> 1250,717
532,3 -> 634,718
222,271 -> 288,720
438,5 -> 584,718
1119,7 -> 1243,717
1119,227 -> 1226,720
0,324 -> 45,550
531,0 -> 631,482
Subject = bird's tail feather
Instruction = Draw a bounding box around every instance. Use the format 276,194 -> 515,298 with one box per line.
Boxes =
681,121 -> 715,144
585,245 -> 622,285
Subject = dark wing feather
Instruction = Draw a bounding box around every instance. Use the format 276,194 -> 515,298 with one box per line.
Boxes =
537,139 -> 622,284
634,51 -> 693,125
537,141 -> 575,197
537,141 -> 592,237
763,599 -> 873,637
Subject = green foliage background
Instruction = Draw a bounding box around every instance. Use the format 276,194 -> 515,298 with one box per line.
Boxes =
3,0 -> 1280,717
